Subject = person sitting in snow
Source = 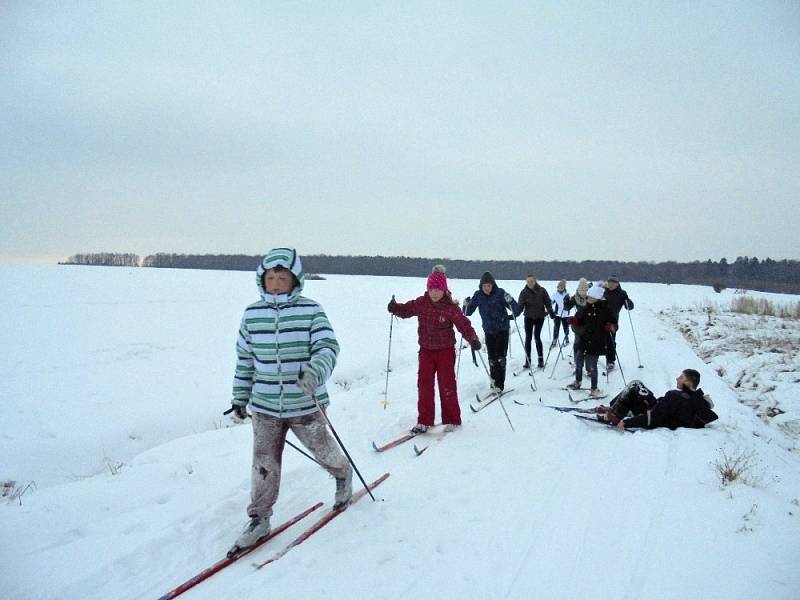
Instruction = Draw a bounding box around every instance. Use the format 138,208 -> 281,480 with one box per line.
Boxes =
388,265 -> 481,434
464,271 -> 520,390
228,247 -> 351,555
595,369 -> 718,430
565,285 -> 615,398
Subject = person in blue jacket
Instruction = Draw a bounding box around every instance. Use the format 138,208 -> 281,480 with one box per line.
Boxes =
464,272 -> 520,391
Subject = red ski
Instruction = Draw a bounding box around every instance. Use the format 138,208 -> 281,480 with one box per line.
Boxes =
157,501 -> 323,599
254,472 -> 390,569
372,433 -> 415,452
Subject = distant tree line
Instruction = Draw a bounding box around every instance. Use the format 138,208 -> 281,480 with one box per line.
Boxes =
62,253 -> 141,267
61,253 -> 800,294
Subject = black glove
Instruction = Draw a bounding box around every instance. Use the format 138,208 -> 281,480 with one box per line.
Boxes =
231,404 -> 248,419
624,298 -> 634,310
549,312 -> 556,320
387,297 -> 398,313
503,292 -> 513,304
469,338 -> 481,351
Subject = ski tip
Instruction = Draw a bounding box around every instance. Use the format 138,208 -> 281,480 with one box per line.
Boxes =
371,441 -> 380,452
469,404 -> 478,413
413,444 -> 427,456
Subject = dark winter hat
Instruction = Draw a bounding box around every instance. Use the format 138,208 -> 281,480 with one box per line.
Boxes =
607,275 -> 620,284
480,271 -> 495,286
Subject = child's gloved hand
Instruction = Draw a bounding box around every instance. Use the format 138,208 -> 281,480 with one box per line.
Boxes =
469,338 -> 481,351
503,292 -> 513,304
231,404 -> 248,419
604,322 -> 617,333
297,370 -> 319,397
387,296 -> 398,313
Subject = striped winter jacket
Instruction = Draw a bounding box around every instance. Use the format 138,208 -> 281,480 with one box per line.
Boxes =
232,248 -> 340,417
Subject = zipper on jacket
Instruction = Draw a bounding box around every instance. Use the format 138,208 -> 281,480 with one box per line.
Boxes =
272,298 -> 284,416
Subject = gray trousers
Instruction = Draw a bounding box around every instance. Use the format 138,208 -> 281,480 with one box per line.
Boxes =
248,410 -> 351,519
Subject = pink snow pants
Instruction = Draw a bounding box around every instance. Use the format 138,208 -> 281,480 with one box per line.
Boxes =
417,347 -> 461,426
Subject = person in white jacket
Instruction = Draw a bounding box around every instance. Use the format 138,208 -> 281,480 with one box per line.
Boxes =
551,279 -> 571,348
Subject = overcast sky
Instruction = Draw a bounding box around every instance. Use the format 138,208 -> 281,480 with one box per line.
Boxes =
2,2 -> 799,264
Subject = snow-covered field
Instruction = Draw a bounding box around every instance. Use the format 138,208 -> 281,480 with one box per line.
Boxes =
2,265 -> 799,600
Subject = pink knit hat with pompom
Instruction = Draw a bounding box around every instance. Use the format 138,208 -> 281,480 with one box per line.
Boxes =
427,271 -> 448,292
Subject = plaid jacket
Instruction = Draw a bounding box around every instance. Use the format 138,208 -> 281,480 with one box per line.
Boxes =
391,293 -> 478,350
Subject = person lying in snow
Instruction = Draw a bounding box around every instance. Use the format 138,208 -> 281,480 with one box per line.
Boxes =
594,369 -> 718,431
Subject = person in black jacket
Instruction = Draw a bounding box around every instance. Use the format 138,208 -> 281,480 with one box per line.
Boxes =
565,285 -> 615,396
603,276 -> 634,371
596,369 -> 718,431
517,275 -> 554,369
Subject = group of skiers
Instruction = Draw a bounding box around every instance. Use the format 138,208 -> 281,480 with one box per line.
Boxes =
227,247 -> 717,556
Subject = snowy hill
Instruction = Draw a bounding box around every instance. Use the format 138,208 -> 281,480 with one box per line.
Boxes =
2,265 -> 798,599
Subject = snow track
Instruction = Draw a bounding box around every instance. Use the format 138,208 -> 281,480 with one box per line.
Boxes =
2,268 -> 799,599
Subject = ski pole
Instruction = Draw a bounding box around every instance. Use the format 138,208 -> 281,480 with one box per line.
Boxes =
626,309 -> 644,368
382,310 -> 395,409
311,395 -> 375,502
542,333 -> 555,368
475,352 -> 514,432
511,312 -> 537,391
286,439 -> 323,467
222,408 -> 323,466
609,332 -> 627,386
475,344 -> 492,381
548,339 -> 563,379
496,392 -> 515,432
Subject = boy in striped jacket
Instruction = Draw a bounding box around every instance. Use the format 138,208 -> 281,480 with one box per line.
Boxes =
228,247 -> 352,555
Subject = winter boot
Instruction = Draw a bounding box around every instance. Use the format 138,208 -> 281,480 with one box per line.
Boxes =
230,516 -> 271,555
567,380 -> 582,390
607,362 -> 616,372
443,424 -> 460,433
410,423 -> 430,434
589,388 -> 604,398
537,357 -> 544,369
333,468 -> 353,511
